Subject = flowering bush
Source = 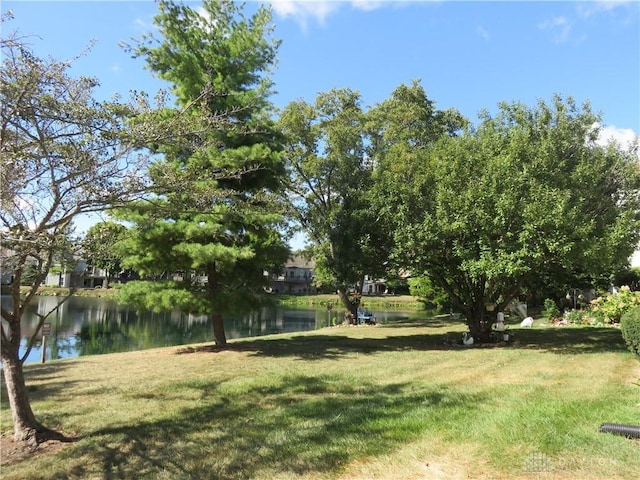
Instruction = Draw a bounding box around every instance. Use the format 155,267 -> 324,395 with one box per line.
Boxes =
590,286 -> 640,324
564,309 -> 593,325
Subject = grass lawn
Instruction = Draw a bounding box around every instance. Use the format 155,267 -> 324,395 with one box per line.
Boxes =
1,316 -> 639,479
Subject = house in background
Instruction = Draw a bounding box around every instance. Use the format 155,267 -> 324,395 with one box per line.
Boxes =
44,260 -> 107,288
362,274 -> 387,295
268,254 -> 316,294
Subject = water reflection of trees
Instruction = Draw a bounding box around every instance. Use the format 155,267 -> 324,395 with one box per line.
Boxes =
75,310 -> 216,356
8,296 -> 325,361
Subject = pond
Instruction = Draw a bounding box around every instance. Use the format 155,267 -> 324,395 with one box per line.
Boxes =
1,296 -> 421,364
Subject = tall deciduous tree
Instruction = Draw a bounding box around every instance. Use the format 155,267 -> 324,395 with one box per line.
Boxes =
366,80 -> 468,298
389,95 -> 640,340
0,29 -> 156,445
278,88 -> 381,315
115,0 -> 289,345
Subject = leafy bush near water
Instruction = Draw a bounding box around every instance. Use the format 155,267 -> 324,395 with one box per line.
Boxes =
621,307 -> 640,359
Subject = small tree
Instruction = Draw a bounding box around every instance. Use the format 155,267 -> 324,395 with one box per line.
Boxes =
81,221 -> 128,288
620,307 -> 640,359
0,24 -> 181,446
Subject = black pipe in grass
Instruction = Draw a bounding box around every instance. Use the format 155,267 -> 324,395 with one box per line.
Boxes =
598,422 -> 640,439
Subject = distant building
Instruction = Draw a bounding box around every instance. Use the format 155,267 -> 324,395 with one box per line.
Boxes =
362,274 -> 387,295
45,261 -> 107,288
268,254 -> 316,294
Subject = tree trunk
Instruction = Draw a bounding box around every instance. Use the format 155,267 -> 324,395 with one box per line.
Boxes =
1,345 -> 47,448
337,289 -> 357,323
466,304 -> 493,343
212,313 -> 227,346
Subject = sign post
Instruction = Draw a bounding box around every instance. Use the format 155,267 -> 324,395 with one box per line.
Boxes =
41,323 -> 51,364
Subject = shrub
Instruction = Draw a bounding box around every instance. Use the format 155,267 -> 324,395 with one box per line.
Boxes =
589,286 -> 640,324
565,309 -> 589,325
542,298 -> 560,322
620,307 -> 640,359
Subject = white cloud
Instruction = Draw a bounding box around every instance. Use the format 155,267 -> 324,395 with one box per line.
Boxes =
476,25 -> 490,40
133,17 -> 151,30
269,0 -> 394,29
539,1 -> 638,44
577,0 -> 637,19
595,124 -> 639,151
351,0 -> 386,12
270,1 -> 342,29
538,16 -> 572,44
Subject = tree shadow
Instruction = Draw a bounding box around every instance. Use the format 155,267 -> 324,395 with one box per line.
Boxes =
176,332 -> 457,360
57,375 -> 485,480
1,360 -> 83,408
176,322 -> 627,360
514,326 -> 628,354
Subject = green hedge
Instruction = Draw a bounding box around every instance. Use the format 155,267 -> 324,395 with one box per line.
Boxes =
620,307 -> 640,359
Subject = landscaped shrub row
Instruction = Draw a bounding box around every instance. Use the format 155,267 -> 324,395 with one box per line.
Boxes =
621,307 -> 640,359
546,286 -> 640,326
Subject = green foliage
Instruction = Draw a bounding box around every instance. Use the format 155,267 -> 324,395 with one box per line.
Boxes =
384,95 -> 640,337
278,88 -> 376,301
280,87 -> 426,316
613,267 -> 640,291
542,298 -> 560,322
620,307 -> 640,358
82,221 -> 128,287
116,0 -> 288,344
563,309 -> 594,325
590,286 -> 640,324
18,263 -> 39,286
408,276 -> 450,312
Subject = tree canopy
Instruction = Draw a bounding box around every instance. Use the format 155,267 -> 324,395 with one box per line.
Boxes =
386,96 -> 640,339
278,87 -> 385,313
81,221 -> 128,288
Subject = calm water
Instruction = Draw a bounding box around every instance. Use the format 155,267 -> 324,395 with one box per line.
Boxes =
2,296 -> 417,364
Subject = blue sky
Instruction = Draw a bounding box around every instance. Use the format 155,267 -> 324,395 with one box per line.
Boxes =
4,1 -> 638,133
3,0 -> 640,260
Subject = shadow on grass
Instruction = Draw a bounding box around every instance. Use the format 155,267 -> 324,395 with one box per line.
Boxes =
1,361 -> 83,411
177,322 -> 628,360
62,376 -> 485,480
514,326 -> 628,354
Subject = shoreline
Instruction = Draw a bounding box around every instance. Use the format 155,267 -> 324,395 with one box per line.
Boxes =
10,286 -> 426,311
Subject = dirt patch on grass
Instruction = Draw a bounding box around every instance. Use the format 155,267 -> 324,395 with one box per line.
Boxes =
0,434 -> 70,466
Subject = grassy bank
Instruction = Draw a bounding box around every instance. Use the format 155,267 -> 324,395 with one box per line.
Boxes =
276,293 -> 425,311
16,286 -> 118,298
1,317 -> 639,479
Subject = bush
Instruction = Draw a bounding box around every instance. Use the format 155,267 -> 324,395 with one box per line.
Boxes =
589,286 -> 640,324
621,308 -> 640,359
542,298 -> 560,322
